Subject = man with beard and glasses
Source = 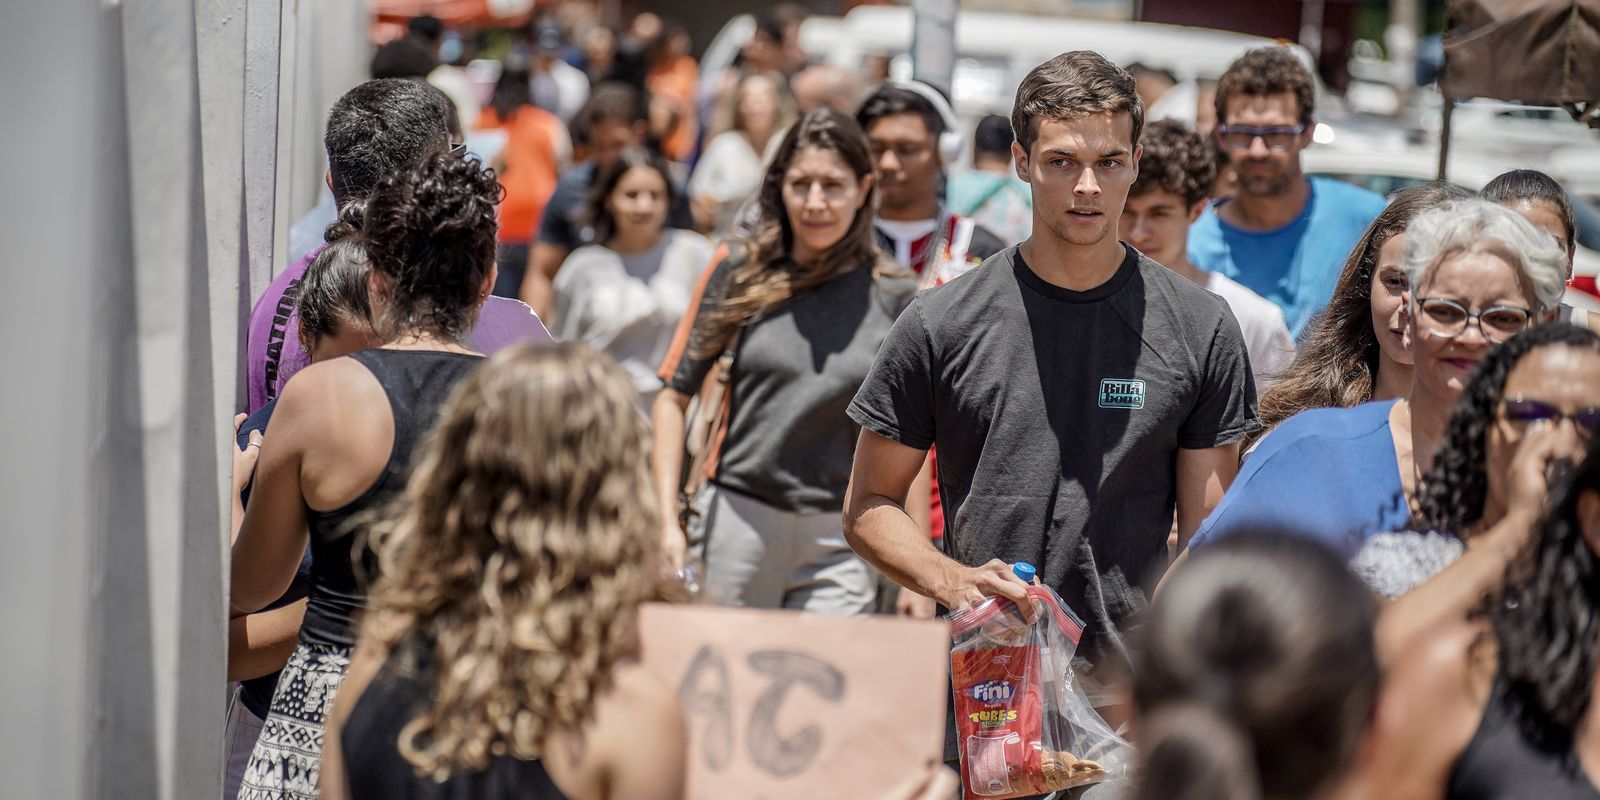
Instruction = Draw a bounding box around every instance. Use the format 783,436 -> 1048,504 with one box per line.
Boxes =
1187,48 -> 1385,337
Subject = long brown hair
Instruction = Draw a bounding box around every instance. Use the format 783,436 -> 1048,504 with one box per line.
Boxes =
361,342 -> 662,779
1249,182 -> 1469,448
688,107 -> 896,360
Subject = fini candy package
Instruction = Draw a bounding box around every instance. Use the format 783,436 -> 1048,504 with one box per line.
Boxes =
948,581 -> 1132,798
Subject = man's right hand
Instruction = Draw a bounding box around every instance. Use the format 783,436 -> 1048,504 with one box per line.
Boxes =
936,559 -> 1036,623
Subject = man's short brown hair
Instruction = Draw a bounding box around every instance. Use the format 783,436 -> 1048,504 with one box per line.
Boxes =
1130,119 -> 1216,207
1214,47 -> 1315,127
1012,51 -> 1144,154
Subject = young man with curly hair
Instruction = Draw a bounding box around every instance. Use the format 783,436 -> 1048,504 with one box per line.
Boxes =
1187,47 -> 1386,337
845,52 -> 1258,737
1123,119 -> 1295,386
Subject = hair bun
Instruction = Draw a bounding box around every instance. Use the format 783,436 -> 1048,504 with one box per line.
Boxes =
1135,704 -> 1261,800
410,151 -> 504,239
324,198 -> 368,244
359,148 -> 501,340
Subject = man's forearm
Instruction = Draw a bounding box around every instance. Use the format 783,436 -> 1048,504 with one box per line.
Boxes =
846,496 -> 962,604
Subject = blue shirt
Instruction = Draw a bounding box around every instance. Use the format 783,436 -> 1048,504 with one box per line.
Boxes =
1188,176 -> 1386,337
1188,400 -> 1410,561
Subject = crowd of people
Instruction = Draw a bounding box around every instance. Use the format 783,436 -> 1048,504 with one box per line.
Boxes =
223,7 -> 1600,800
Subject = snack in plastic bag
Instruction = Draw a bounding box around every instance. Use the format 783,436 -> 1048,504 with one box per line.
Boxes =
948,577 -> 1132,798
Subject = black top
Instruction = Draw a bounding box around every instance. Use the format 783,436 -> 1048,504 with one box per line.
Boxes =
848,245 -> 1257,670
661,256 -> 918,512
341,654 -> 572,800
299,349 -> 483,650
535,161 -> 696,251
236,397 -> 315,717
1446,672 -> 1600,799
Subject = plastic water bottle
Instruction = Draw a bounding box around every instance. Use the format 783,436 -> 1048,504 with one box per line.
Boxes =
1013,561 -> 1038,585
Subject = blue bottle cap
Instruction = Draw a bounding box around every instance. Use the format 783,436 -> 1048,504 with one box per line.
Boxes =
1012,562 -> 1037,584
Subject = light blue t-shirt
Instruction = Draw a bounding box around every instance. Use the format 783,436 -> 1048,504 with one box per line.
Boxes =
1188,176 -> 1386,337
1188,399 -> 1410,561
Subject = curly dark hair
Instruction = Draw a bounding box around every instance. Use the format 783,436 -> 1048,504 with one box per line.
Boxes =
1247,182 -> 1470,449
1131,119 -> 1216,208
582,146 -> 677,246
1416,323 -> 1600,534
1214,47 -> 1315,128
361,149 -> 502,342
1488,434 -> 1600,738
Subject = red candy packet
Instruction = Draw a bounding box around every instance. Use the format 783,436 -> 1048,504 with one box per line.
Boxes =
948,585 -> 1132,798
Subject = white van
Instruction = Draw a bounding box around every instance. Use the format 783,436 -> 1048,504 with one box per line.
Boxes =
703,6 -> 1324,125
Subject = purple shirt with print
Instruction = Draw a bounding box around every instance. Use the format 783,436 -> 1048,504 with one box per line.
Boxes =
244,244 -> 552,414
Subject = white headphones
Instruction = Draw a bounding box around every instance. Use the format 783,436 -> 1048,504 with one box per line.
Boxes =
887,80 -> 964,165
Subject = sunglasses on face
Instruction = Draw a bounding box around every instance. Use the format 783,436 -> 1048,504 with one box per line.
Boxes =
1415,297 -> 1533,343
1216,124 -> 1306,152
1501,396 -> 1600,435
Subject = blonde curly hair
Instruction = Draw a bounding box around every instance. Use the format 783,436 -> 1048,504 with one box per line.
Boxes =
361,341 -> 663,780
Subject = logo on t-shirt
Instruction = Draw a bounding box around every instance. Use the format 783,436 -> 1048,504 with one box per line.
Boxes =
1098,378 -> 1146,410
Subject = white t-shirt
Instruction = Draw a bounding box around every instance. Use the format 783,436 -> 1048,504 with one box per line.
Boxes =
689,131 -> 782,233
552,229 -> 715,407
1204,271 -> 1296,389
874,218 -> 940,266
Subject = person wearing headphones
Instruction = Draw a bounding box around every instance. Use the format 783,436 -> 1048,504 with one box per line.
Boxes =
857,83 -> 1007,286
856,83 -> 1008,619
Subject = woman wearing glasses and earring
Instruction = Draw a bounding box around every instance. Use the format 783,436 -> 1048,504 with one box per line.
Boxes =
1177,200 -> 1571,570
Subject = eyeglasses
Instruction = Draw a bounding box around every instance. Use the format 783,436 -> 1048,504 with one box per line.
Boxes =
1414,296 -> 1533,343
449,141 -> 467,154
1501,396 -> 1600,436
1216,124 -> 1306,152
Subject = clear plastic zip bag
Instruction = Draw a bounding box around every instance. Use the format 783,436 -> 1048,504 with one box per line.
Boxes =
948,584 -> 1133,798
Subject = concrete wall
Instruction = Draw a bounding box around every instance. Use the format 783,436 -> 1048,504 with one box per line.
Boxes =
0,1 -> 362,796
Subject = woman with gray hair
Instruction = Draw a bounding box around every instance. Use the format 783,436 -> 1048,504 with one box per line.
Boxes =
1182,199 -> 1566,564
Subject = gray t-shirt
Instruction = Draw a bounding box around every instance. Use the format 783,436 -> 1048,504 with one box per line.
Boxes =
553,229 -> 714,407
662,255 -> 917,512
848,245 -> 1257,670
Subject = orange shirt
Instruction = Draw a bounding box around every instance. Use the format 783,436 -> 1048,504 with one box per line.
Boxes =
648,56 -> 699,162
476,105 -> 563,244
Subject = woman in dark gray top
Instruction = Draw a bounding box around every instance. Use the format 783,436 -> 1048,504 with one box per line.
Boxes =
230,150 -> 497,800
652,107 -> 916,614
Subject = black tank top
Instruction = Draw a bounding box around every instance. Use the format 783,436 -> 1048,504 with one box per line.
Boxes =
300,349 -> 483,649
1447,672 -> 1600,799
341,654 -> 572,800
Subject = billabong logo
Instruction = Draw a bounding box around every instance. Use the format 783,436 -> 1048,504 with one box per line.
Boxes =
970,679 -> 1015,704
1099,378 -> 1146,409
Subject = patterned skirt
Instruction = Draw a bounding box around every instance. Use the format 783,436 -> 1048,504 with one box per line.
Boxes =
235,641 -> 351,800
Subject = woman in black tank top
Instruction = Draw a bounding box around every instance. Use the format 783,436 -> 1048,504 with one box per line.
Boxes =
319,344 -> 685,800
1360,437 -> 1600,799
231,150 -> 501,800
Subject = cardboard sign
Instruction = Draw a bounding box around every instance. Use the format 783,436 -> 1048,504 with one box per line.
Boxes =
639,603 -> 950,799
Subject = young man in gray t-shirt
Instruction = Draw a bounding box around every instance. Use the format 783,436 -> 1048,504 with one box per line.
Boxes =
844,52 -> 1257,731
